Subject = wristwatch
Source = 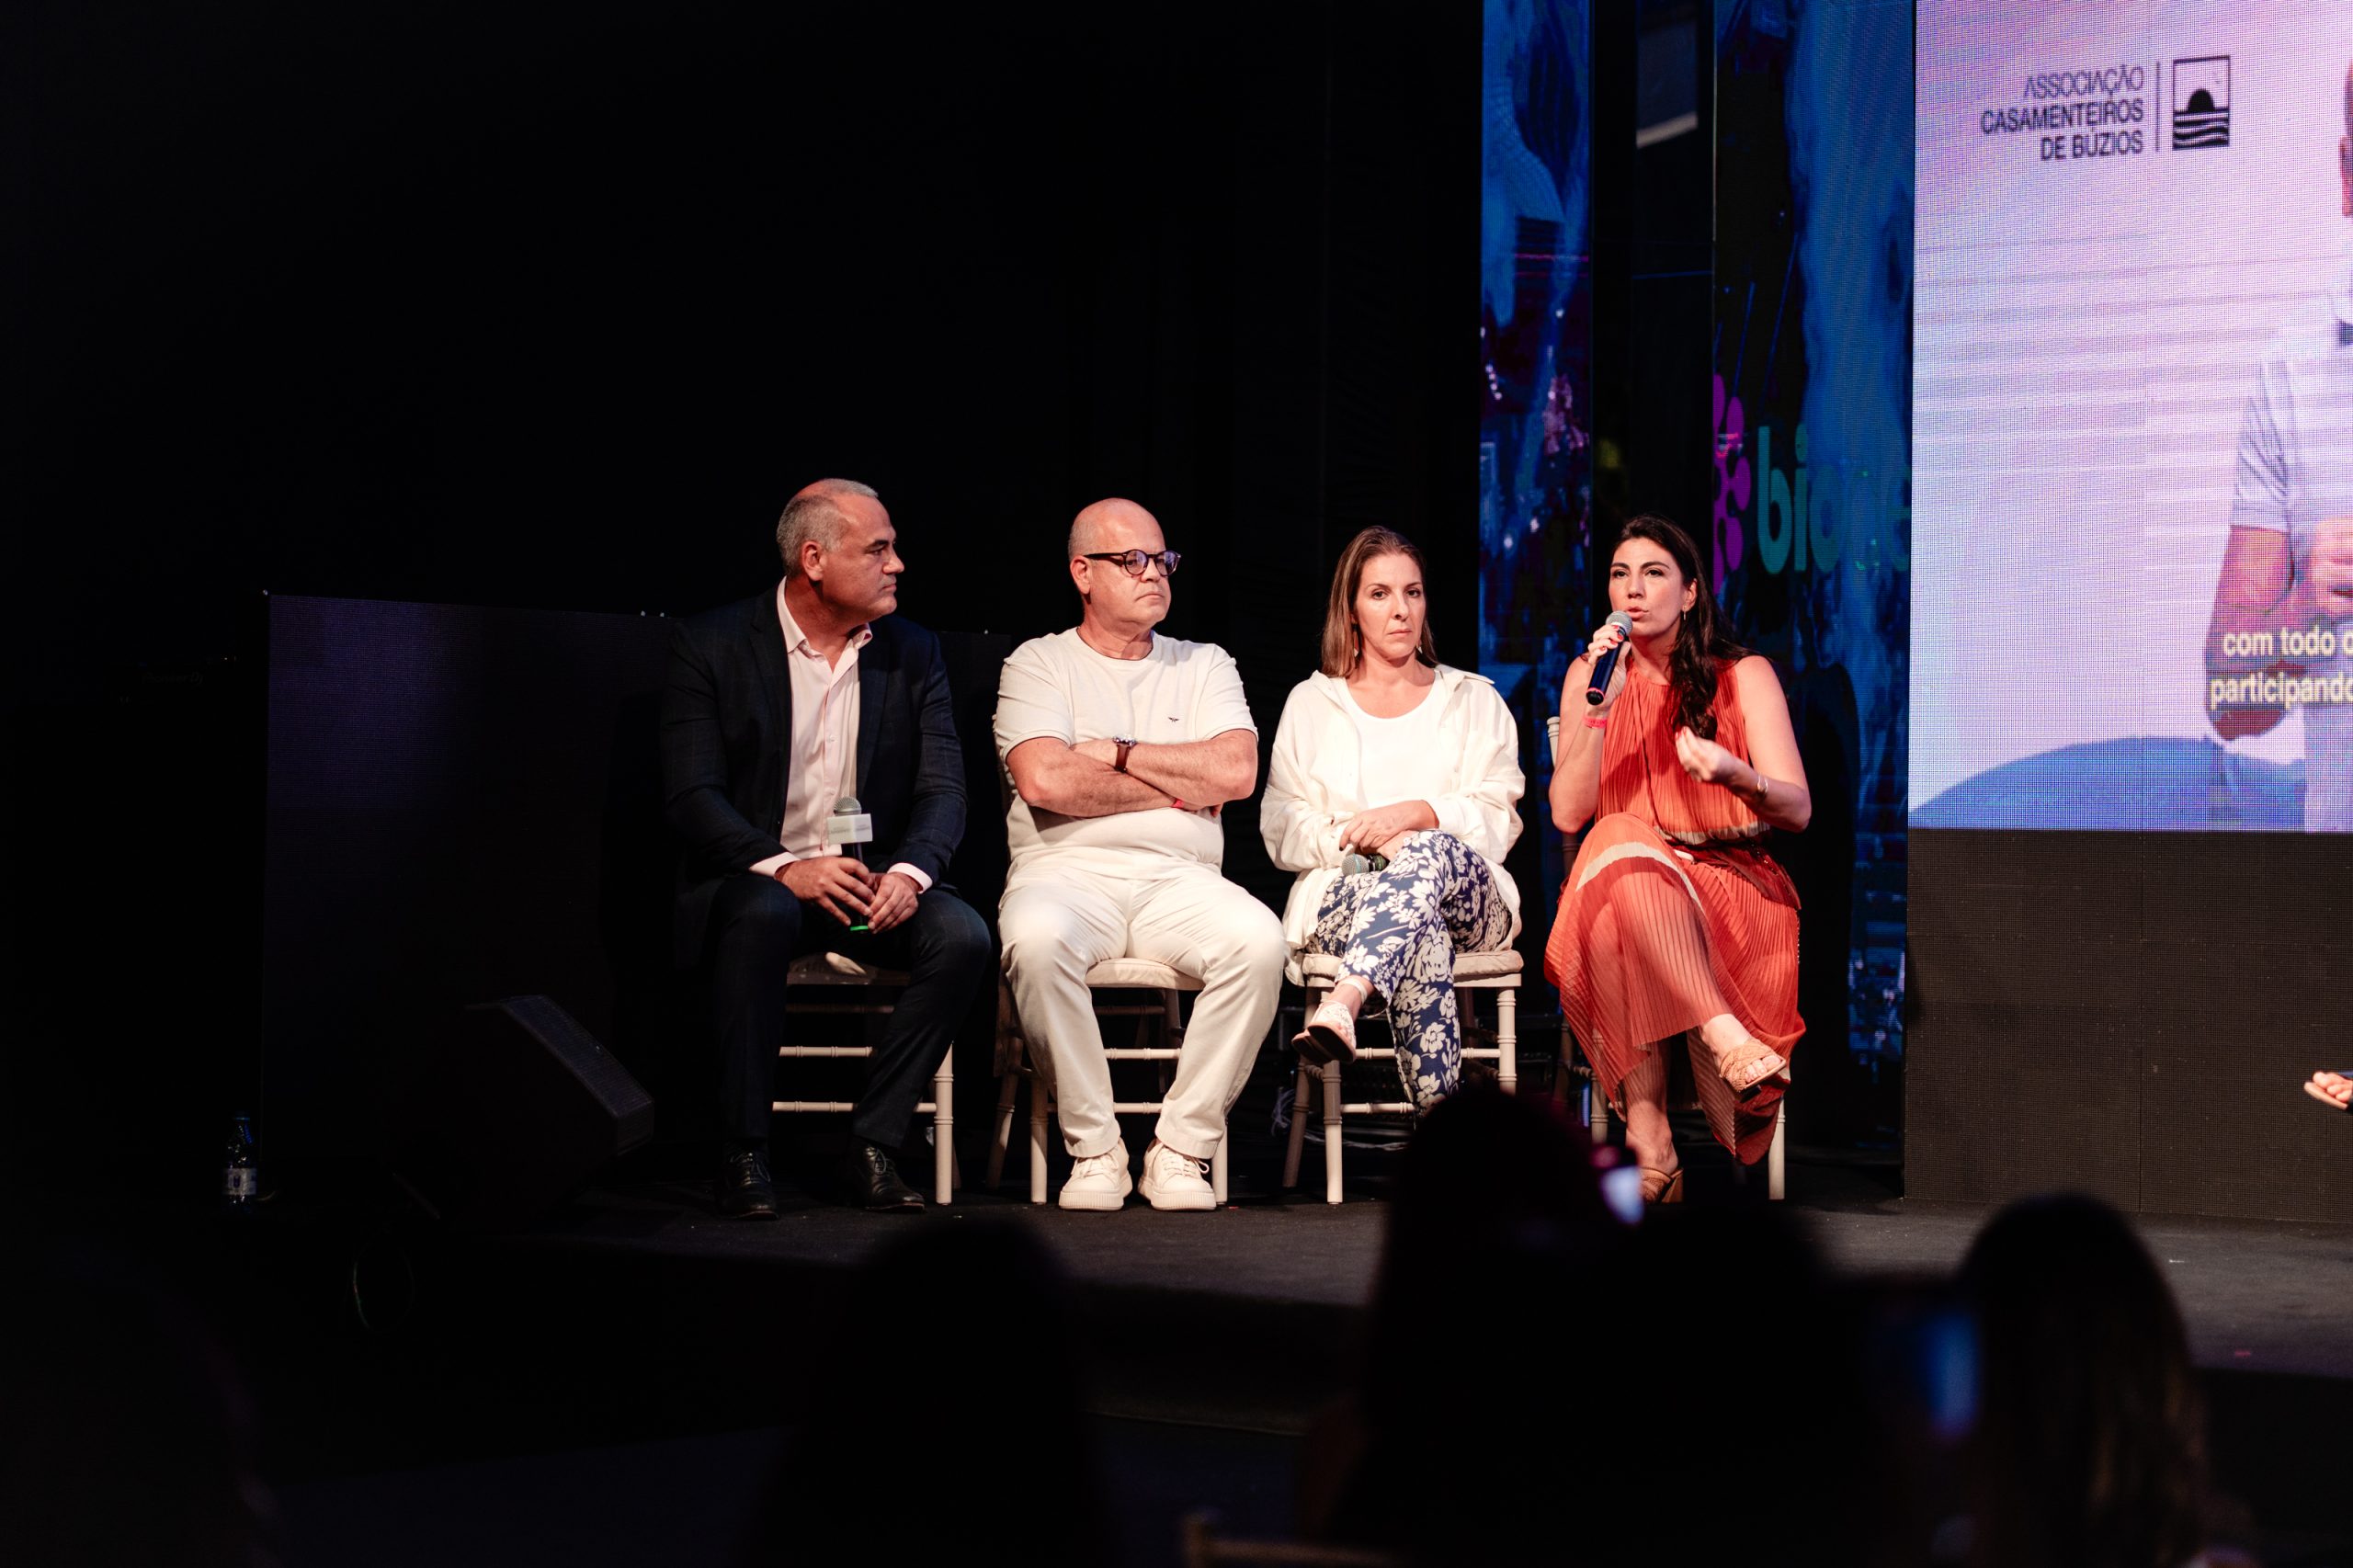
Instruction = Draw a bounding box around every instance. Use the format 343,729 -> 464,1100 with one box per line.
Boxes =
1113,737 -> 1136,773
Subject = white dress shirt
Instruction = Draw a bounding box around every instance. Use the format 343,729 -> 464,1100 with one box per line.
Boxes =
749,582 -> 933,891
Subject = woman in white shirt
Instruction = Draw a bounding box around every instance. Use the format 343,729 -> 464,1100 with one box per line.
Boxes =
1260,528 -> 1525,1108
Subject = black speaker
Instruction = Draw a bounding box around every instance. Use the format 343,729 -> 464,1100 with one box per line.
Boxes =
400,996 -> 655,1232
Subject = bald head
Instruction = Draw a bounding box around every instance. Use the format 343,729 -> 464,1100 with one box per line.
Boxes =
1067,497 -> 1159,561
1064,496 -> 1173,637
777,478 -> 881,576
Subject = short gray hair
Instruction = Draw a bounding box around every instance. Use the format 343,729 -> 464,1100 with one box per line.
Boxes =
776,479 -> 881,576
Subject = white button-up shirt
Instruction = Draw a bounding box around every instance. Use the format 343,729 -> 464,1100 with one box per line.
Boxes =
749,582 -> 933,891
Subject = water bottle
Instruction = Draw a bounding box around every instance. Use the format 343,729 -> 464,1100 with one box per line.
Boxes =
222,1113 -> 258,1212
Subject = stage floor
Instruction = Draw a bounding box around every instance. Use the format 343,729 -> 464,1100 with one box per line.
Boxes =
514,1171 -> 2353,1384
245,1165 -> 2352,1568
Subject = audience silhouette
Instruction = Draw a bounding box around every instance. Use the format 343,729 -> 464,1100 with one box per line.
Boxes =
4,1244 -> 279,1568
736,1221 -> 1113,1566
1950,1194 -> 2241,1568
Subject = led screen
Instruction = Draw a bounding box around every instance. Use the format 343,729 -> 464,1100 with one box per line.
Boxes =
1913,4 -> 2353,830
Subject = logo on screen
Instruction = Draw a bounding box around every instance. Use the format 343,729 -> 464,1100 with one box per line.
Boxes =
2172,56 -> 2230,149
1745,423 -> 1909,577
1711,374 -> 1749,591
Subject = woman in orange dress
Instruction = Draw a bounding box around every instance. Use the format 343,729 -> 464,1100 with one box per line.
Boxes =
1544,515 -> 1810,1201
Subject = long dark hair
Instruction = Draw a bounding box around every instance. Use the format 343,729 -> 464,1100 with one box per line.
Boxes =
1614,514 -> 1748,739
1958,1195 -> 2210,1568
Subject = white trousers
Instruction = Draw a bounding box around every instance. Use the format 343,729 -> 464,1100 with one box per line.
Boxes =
1000,858 -> 1286,1160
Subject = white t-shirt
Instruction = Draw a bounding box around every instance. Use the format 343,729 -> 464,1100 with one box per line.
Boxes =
994,628 -> 1256,874
2230,271 -> 2353,830
1336,683 -> 1455,813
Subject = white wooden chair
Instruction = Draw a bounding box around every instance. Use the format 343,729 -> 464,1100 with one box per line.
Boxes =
1279,949 -> 1522,1204
987,958 -> 1228,1204
776,950 -> 957,1204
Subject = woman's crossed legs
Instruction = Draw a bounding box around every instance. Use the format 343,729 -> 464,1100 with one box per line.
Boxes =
1305,831 -> 1512,1109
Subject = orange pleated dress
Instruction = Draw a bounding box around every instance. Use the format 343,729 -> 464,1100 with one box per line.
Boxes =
1543,661 -> 1802,1164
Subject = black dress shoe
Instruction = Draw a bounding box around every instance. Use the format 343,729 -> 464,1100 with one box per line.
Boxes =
716,1145 -> 778,1220
838,1142 -> 925,1212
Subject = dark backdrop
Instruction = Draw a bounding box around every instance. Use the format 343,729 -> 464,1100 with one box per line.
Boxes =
4,0 -> 1480,1212
1908,830 -> 2353,1224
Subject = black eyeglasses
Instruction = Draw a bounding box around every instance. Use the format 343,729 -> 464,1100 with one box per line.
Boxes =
1082,549 -> 1182,578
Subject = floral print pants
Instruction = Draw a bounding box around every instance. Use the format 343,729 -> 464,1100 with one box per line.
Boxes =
1307,830 -> 1512,1110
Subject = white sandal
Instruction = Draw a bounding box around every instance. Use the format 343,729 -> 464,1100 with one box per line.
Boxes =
1292,981 -> 1368,1066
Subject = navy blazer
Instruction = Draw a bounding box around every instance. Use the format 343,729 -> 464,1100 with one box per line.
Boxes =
659,592 -> 966,964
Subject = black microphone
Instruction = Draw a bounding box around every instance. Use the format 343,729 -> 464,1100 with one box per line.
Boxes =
827,795 -> 875,932
1585,610 -> 1635,707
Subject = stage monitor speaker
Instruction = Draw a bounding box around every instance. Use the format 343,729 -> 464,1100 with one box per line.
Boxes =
401,995 -> 655,1233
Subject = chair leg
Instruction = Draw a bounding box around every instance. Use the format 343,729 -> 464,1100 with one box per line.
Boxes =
987,1065 -> 1021,1189
1281,1060 -> 1311,1189
1546,1036 -> 1575,1115
1322,1060 -> 1345,1206
1029,1075 -> 1051,1206
1301,976 -> 1344,1203
931,1054 -> 954,1205
1569,1021 -> 1609,1141
1496,985 -> 1518,1096
1768,1096 -> 1787,1201
1557,1017 -> 1577,1118
1211,1136 -> 1229,1205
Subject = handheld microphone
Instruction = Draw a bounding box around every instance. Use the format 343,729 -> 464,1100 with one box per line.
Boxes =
826,796 -> 876,932
1585,610 -> 1635,706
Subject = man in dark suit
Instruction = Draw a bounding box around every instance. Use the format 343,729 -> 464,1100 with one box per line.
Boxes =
662,478 -> 992,1215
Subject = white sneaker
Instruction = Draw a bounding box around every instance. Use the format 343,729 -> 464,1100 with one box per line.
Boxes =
1138,1140 -> 1217,1211
1057,1140 -> 1132,1211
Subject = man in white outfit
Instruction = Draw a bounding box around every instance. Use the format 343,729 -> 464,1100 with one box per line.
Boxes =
995,498 -> 1287,1210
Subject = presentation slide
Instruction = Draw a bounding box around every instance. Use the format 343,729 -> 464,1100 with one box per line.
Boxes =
1913,2 -> 2353,831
